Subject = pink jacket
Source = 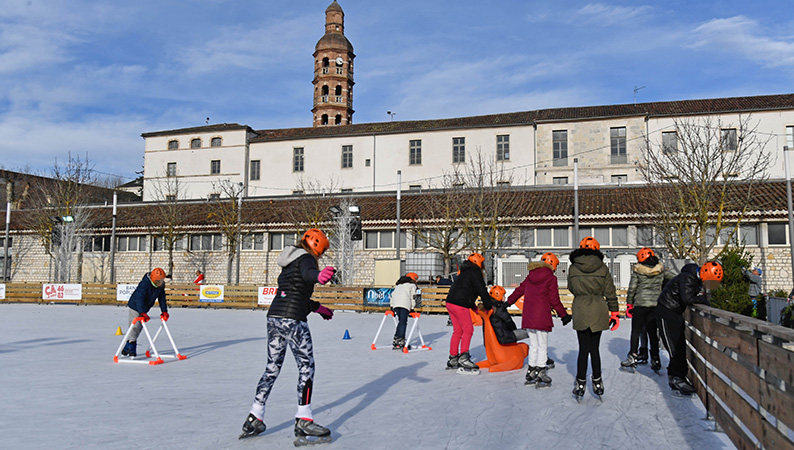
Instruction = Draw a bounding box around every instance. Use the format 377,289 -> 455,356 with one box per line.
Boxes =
507,262 -> 568,332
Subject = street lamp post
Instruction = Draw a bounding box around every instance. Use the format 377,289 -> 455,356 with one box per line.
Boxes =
235,183 -> 243,284
785,146 -> 794,289
110,192 -> 117,283
573,158 -> 579,246
396,170 -> 402,262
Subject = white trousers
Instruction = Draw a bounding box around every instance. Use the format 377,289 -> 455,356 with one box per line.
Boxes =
527,329 -> 549,368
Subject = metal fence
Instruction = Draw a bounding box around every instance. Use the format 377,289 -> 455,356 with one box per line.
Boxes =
766,295 -> 790,325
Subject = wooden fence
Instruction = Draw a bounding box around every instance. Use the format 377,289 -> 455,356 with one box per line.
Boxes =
0,282 -> 627,315
685,305 -> 794,450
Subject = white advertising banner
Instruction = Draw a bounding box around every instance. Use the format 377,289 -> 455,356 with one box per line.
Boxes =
199,285 -> 224,302
0,283 -> 5,300
42,283 -> 82,301
116,284 -> 137,302
258,286 -> 278,305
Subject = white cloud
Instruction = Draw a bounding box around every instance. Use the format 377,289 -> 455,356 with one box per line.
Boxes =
576,3 -> 653,26
691,16 -> 794,68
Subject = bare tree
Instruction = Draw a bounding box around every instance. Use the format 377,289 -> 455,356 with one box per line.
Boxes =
150,174 -> 188,277
327,199 -> 359,285
206,179 -> 245,283
638,115 -> 772,264
284,177 -> 339,232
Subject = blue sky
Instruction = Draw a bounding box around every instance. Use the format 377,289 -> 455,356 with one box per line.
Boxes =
1,0 -> 793,181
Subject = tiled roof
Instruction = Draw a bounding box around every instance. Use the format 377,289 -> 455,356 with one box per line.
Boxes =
7,181 -> 789,232
141,123 -> 254,138
246,93 -> 794,142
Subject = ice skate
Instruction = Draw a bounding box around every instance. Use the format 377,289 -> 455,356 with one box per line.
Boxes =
619,353 -> 638,373
637,348 -> 649,365
535,367 -> 552,389
572,378 -> 586,403
545,357 -> 555,369
238,413 -> 266,440
392,337 -> 403,350
455,351 -> 480,375
591,376 -> 604,401
669,376 -> 696,397
524,366 -> 539,385
445,354 -> 460,370
294,418 -> 332,446
121,340 -> 137,357
650,356 -> 662,373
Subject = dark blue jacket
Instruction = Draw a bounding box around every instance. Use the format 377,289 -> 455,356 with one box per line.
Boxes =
127,273 -> 167,314
656,263 -> 708,315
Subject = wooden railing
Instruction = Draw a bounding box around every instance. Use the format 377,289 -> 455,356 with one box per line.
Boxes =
685,305 -> 794,450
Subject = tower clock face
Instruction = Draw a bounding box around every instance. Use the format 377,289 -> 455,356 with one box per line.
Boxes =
335,57 -> 344,66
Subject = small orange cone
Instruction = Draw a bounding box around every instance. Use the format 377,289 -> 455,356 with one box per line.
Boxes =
115,326 -> 123,336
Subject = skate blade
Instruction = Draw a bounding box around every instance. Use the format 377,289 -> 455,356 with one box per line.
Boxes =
294,435 -> 333,447
671,390 -> 694,398
524,381 -> 536,386
456,367 -> 479,375
619,366 -> 636,373
239,431 -> 265,440
574,394 -> 582,403
535,382 -> 551,389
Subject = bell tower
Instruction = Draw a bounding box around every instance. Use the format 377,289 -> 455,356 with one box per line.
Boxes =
312,1 -> 355,127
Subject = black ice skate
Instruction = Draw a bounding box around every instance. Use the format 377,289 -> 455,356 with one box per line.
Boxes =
637,348 -> 649,365
238,413 -> 267,440
535,367 -> 552,389
121,340 -> 137,357
650,356 -> 662,373
294,418 -> 332,446
545,357 -> 555,369
619,353 -> 638,373
455,351 -> 480,375
392,337 -> 403,350
446,354 -> 460,370
591,376 -> 604,401
572,378 -> 586,403
524,366 -> 539,385
669,376 -> 696,397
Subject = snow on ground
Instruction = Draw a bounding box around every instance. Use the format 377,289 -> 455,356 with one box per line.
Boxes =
0,304 -> 735,450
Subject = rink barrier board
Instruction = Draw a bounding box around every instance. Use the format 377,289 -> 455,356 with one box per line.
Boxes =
685,305 -> 794,450
0,282 -> 628,317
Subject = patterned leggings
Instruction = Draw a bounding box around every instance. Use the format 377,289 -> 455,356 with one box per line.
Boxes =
253,317 -> 315,407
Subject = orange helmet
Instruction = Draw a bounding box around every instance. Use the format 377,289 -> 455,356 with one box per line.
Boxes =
489,285 -> 506,302
302,228 -> 330,257
150,268 -> 166,283
700,261 -> 723,282
579,236 -> 600,251
636,247 -> 655,263
540,252 -> 559,271
406,272 -> 419,282
467,253 -> 485,268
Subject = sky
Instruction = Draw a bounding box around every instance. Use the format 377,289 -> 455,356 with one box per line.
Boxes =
1,0 -> 793,182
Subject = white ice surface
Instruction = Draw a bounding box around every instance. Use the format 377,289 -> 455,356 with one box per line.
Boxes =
0,304 -> 735,450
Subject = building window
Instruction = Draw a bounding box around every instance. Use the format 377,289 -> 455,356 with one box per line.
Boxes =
210,160 -> 221,174
552,130 -> 567,166
662,131 -> 677,154
190,234 -> 222,251
241,233 -> 265,250
250,160 -> 261,181
321,114 -> 329,125
409,185 -> 422,190
335,114 -> 342,125
154,235 -> 185,251
786,126 -> 794,149
552,177 -> 568,185
168,140 -> 179,150
166,162 -> 176,177
610,127 -> 627,164
453,137 -> 465,164
165,194 -> 176,202
364,230 -> 407,249
721,128 -> 738,151
611,174 -> 628,184
191,138 -> 201,148
637,226 -> 665,247
117,236 -> 148,252
718,224 -> 758,246
293,148 -> 304,172
768,223 -> 788,245
83,236 -> 109,252
520,228 -> 534,248
497,135 -> 510,161
341,188 -> 353,193
269,232 -> 299,251
409,140 -> 422,165
342,145 -> 353,168
208,193 -> 220,201
211,137 -> 222,147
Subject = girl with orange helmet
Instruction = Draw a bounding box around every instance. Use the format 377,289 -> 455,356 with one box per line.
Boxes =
568,237 -> 618,400
506,253 -> 571,388
390,273 -> 420,350
241,229 -> 336,440
121,268 -> 169,358
444,252 -> 494,374
656,261 -> 721,396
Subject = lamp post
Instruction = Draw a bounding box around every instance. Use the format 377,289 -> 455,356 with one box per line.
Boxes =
573,158 -> 579,246
110,191 -> 117,283
396,170 -> 402,262
785,146 -> 794,289
235,182 -> 243,284
387,111 -> 396,121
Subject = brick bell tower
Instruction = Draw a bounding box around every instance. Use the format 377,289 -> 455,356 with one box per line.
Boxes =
312,1 -> 355,127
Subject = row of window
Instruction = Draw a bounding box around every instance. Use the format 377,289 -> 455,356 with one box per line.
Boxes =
166,159 -> 263,181
82,223 -> 789,254
168,137 -> 222,150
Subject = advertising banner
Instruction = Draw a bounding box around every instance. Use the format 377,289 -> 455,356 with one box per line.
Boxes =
0,283 -> 5,300
42,283 -> 82,301
257,286 -> 278,306
199,285 -> 224,302
116,284 -> 137,302
363,288 -> 393,307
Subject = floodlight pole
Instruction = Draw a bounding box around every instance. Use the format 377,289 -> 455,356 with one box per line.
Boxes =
110,192 -> 117,283
573,158 -> 580,246
785,146 -> 794,289
396,170 -> 402,262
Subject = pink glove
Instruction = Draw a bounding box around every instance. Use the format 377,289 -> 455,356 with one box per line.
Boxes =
626,304 -> 633,318
609,311 -> 620,331
318,266 -> 336,285
315,305 -> 334,320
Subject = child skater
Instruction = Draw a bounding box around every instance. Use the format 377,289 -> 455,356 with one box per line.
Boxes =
506,252 -> 571,387
568,237 -> 619,400
445,252 -> 495,374
240,229 -> 336,445
390,272 -> 419,350
121,267 -> 168,357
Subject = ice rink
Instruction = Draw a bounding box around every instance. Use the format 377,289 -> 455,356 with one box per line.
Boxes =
0,304 -> 735,450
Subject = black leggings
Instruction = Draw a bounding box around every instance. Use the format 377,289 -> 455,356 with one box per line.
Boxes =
576,329 -> 603,380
